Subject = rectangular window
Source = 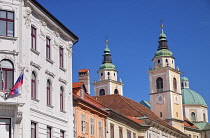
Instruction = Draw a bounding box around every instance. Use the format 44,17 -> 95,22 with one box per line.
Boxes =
90,118 -> 94,135
59,47 -> 64,68
31,122 -> 36,138
133,133 -> 136,138
81,114 -> 86,133
0,118 -> 11,138
0,10 -> 14,37
127,130 -> 131,138
110,124 -> 114,138
119,127 -> 123,138
46,37 -> 51,59
98,121 -> 103,138
47,127 -> 52,138
60,130 -> 64,138
31,26 -> 36,50
60,88 -> 64,111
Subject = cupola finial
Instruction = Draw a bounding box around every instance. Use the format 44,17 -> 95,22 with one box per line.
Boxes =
157,19 -> 169,50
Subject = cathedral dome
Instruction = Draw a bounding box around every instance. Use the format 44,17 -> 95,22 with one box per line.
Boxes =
154,49 -> 173,58
100,63 -> 115,70
181,77 -> 189,81
182,88 -> 207,106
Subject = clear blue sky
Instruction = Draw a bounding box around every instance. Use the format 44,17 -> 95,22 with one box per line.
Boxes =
37,0 -> 210,117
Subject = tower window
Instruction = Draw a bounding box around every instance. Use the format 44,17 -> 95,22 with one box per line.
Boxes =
114,73 -> 115,76
166,59 -> 168,63
158,60 -> 160,64
114,89 -> 118,94
160,112 -> 162,117
203,113 -> 206,122
107,72 -> 110,75
101,73 -> 103,76
176,112 -> 178,117
173,78 -> 177,92
99,89 -> 105,96
191,112 -> 196,122
172,60 -> 173,64
181,82 -> 184,88
156,77 -> 163,92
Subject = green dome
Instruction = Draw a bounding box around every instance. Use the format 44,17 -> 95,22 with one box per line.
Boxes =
154,49 -> 173,57
100,63 -> 115,70
181,77 -> 189,81
182,88 -> 207,106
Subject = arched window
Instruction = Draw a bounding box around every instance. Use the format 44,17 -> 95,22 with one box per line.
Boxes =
99,89 -> 105,96
46,80 -> 51,105
166,59 -> 168,63
156,77 -> 163,92
0,60 -> 14,91
173,78 -> 177,92
114,89 -> 118,94
203,113 -> 206,122
191,112 -> 196,122
60,87 -> 64,111
31,71 -> 36,99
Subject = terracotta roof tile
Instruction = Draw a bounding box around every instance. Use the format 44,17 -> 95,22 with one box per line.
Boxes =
94,94 -> 187,136
126,116 -> 145,124
184,117 -> 198,129
78,69 -> 89,73
72,82 -> 84,88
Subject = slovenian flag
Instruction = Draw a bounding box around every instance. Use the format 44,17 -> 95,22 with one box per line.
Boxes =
10,72 -> 24,95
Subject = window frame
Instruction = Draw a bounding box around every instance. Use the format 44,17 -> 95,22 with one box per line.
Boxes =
156,77 -> 163,92
99,89 -> 105,96
110,124 -> 114,138
0,118 -> 11,138
31,122 -> 37,138
60,130 -> 64,138
47,126 -> 52,138
59,47 -> 64,68
46,37 -> 51,59
0,10 -> 14,37
81,114 -> 86,133
119,127 -> 123,138
98,121 -> 103,138
0,59 -> 14,92
90,118 -> 94,135
31,71 -> 37,99
60,87 -> 64,111
31,26 -> 36,50
46,80 -> 51,106
173,78 -> 177,92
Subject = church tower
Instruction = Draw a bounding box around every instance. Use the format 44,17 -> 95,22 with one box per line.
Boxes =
148,24 -> 184,132
93,39 -> 124,96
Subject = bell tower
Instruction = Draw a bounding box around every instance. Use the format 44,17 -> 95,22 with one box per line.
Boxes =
93,38 -> 124,96
148,24 -> 184,132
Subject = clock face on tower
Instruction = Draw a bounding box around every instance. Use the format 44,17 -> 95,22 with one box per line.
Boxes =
156,94 -> 164,104
174,95 -> 179,104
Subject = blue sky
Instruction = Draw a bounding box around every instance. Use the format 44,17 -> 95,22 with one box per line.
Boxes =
37,0 -> 210,117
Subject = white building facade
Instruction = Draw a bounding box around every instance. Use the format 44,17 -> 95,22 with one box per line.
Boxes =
0,0 -> 78,138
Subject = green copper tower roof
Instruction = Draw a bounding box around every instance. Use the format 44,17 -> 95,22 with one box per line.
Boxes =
100,39 -> 116,70
154,24 -> 173,58
181,77 -> 207,106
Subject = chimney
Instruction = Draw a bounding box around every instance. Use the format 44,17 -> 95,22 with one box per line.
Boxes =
78,69 -> 90,94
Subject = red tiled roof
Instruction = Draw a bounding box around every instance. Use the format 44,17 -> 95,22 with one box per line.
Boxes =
94,94 -> 187,136
78,69 -> 89,73
184,117 -> 198,129
72,82 -> 83,88
126,116 -> 145,124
